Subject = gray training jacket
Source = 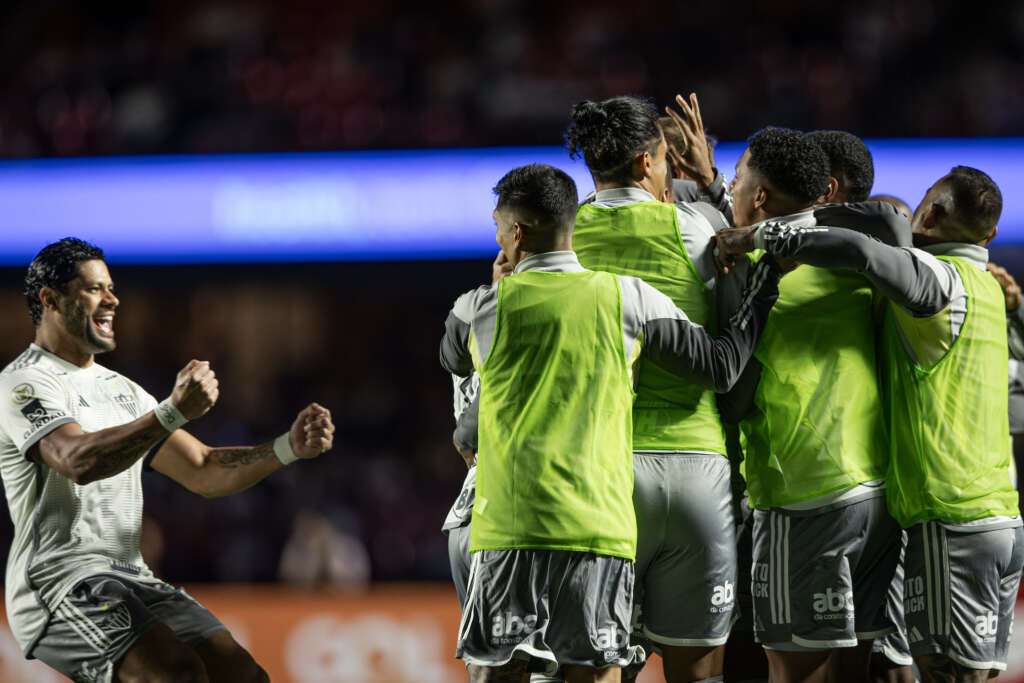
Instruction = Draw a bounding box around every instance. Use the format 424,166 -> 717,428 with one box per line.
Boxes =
441,250 -> 784,451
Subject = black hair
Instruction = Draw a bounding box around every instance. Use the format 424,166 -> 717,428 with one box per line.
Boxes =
566,96 -> 662,184
24,237 -> 105,326
746,127 -> 830,206
493,164 -> 578,236
946,166 -> 1002,242
805,130 -> 874,202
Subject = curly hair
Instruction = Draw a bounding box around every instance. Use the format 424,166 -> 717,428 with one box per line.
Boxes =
747,127 -> 830,206
565,96 -> 661,184
24,237 -> 105,326
805,130 -> 874,202
946,166 -> 1002,242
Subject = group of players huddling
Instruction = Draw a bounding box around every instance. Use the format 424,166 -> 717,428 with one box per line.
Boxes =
440,93 -> 1023,683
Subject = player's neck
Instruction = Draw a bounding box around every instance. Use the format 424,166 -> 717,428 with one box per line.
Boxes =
594,178 -> 656,197
33,328 -> 94,369
758,203 -> 814,223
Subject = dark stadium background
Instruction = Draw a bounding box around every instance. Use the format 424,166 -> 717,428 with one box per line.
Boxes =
0,0 -> 1023,679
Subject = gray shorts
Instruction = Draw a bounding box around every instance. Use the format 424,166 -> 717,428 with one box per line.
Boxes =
447,523 -> 472,610
632,452 -> 737,646
751,495 -> 901,650
872,530 -> 913,666
31,573 -> 225,683
734,493 -> 756,633
456,549 -> 643,675
903,521 -> 1024,671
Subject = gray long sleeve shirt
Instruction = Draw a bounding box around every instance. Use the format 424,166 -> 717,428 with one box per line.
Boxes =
440,250 -> 782,400
718,201 -> 914,423
754,221 -> 1022,528
752,223 -> 979,370
1008,306 -> 1024,434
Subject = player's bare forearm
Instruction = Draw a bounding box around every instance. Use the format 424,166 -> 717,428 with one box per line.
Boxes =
151,403 -> 334,498
34,414 -> 172,485
150,436 -> 282,499
201,442 -> 283,497
35,358 -> 220,486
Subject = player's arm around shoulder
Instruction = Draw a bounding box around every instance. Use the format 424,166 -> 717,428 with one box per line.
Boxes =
624,257 -> 782,392
25,359 -> 217,485
149,402 -> 334,498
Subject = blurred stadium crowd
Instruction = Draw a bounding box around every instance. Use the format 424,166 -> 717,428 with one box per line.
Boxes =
0,0 -> 1021,158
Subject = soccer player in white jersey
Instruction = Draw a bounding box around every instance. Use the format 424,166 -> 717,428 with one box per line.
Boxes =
0,238 -> 335,683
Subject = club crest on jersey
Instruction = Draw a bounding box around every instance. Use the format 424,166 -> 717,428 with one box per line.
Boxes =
10,383 -> 34,405
113,393 -> 139,418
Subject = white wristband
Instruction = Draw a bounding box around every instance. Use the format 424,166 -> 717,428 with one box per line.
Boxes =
273,432 -> 298,465
154,397 -> 188,432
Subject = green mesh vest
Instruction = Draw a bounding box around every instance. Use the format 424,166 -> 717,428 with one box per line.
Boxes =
741,263 -> 887,508
470,269 -> 637,559
574,200 -> 728,454
885,256 -> 1018,526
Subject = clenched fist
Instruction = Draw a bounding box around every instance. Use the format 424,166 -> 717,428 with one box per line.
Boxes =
289,403 -> 335,459
171,360 -> 219,420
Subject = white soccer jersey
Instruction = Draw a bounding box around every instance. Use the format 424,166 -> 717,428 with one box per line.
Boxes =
0,344 -> 161,654
451,372 -> 479,422
442,373 -> 478,532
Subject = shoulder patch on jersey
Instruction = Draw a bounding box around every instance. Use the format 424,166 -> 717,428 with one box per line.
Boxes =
20,398 -> 63,428
10,383 -> 34,405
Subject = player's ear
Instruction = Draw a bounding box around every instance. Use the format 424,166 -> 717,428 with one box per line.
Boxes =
921,201 -> 944,230
753,185 -> 768,212
39,286 -> 60,314
632,150 -> 650,181
513,222 -> 524,246
984,225 -> 998,246
822,177 -> 839,204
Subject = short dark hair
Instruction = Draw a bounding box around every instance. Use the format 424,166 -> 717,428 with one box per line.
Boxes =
805,130 -> 874,202
566,96 -> 662,184
24,237 -> 105,326
747,127 -> 830,206
493,164 -> 578,236
945,166 -> 1002,242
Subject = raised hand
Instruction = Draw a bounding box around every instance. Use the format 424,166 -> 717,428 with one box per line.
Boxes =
289,403 -> 335,459
664,93 -> 715,188
171,360 -> 219,420
492,250 -> 513,285
988,262 -> 1021,312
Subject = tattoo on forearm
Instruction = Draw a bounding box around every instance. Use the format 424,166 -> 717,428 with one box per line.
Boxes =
212,442 -> 275,469
89,430 -> 166,479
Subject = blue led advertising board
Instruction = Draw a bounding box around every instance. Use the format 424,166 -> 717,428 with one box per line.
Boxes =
0,138 -> 1020,264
